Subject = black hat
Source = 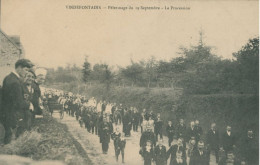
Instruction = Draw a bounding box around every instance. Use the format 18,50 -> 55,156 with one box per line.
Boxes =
15,59 -> 34,69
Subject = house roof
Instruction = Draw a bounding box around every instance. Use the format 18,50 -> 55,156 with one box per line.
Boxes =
0,28 -> 21,50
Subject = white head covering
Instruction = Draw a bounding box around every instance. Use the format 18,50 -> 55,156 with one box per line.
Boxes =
35,68 -> 47,77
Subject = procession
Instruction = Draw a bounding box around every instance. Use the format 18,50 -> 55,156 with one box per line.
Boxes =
0,58 -> 257,165
0,0 -> 259,164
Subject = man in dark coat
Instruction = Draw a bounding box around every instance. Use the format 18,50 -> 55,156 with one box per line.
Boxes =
194,120 -> 203,141
99,116 -> 113,154
154,113 -> 163,141
222,126 -> 236,153
186,121 -> 197,142
140,127 -> 156,148
139,140 -> 154,165
240,130 -> 258,165
123,109 -> 131,136
190,141 -> 210,165
133,109 -> 140,132
166,121 -> 175,147
176,119 -> 186,138
206,123 -> 219,163
1,59 -> 33,144
154,139 -> 167,165
91,111 -> 98,134
143,109 -> 150,121
176,119 -> 186,142
101,101 -> 106,113
172,150 -> 186,165
167,138 -> 186,165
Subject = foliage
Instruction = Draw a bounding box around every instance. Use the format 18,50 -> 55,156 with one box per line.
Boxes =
232,37 -> 259,93
120,60 -> 144,87
82,56 -> 91,83
45,65 -> 81,84
45,36 -> 259,94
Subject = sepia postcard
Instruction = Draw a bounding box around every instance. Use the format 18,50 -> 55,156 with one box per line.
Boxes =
0,0 -> 258,165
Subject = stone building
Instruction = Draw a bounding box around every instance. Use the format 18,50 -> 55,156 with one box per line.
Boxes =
0,29 -> 25,85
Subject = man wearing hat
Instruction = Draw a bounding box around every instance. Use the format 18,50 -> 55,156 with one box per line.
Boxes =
1,59 -> 34,143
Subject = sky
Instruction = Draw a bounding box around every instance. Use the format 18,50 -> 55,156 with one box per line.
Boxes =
1,0 -> 259,69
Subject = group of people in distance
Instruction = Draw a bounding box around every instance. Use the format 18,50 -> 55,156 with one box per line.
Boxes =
140,116 -> 257,165
43,89 -> 258,165
0,59 -> 47,144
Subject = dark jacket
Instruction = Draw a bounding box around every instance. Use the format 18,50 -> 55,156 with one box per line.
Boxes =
186,127 -> 197,141
222,131 -> 236,152
133,112 -> 140,123
1,73 -> 29,128
99,121 -> 113,143
167,145 -> 186,165
171,159 -> 186,165
195,125 -> 203,140
154,119 -> 163,134
140,147 -> 154,165
111,132 -> 126,151
241,135 -> 258,165
140,131 -> 156,147
166,124 -> 175,137
176,124 -> 186,139
206,129 -> 219,149
31,82 -> 42,115
190,149 -> 210,165
154,145 -> 167,165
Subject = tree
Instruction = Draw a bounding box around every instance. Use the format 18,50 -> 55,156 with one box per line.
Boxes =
142,56 -> 158,88
232,37 -> 259,93
90,63 -> 114,90
178,32 -> 222,94
82,56 -> 91,84
103,64 -> 114,91
120,61 -> 144,87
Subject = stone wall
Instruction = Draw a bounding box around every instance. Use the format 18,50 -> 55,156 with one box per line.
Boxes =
0,30 -> 23,85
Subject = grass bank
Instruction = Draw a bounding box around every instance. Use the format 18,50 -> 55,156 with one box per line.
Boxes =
0,111 -> 93,165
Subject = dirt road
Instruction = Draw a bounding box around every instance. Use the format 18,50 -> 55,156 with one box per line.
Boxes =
53,113 -> 217,165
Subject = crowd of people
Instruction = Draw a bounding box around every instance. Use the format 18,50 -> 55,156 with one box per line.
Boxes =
43,89 -> 257,165
0,59 -> 258,165
0,59 -> 47,144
